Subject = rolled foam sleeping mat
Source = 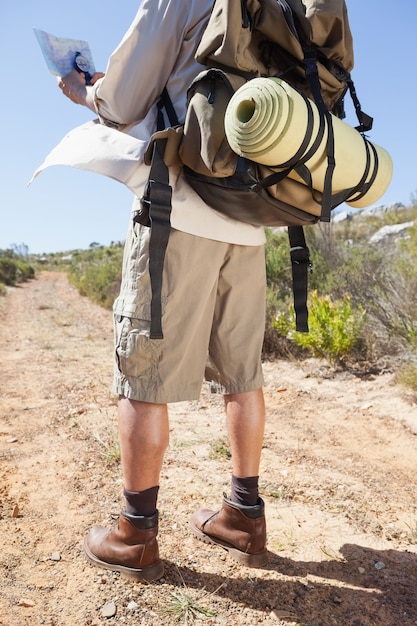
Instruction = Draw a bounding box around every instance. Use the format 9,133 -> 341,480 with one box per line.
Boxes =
224,77 -> 392,209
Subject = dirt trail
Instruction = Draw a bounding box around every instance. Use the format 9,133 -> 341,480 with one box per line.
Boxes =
1,271 -> 417,626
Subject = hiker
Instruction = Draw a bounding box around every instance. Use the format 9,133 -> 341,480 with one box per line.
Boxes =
58,0 -> 268,580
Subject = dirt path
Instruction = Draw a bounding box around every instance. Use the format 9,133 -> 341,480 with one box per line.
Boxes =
1,271 -> 417,626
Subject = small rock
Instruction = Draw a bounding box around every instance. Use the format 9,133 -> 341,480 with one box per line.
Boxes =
50,552 -> 61,562
101,601 -> 117,618
18,599 -> 35,607
358,567 -> 366,574
127,600 -> 139,611
7,437 -> 18,443
12,504 -> 19,518
333,595 -> 342,604
374,561 -> 385,570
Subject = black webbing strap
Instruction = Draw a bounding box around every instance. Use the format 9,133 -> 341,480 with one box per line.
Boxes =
279,45 -> 327,334
344,139 -> 378,204
133,87 -> 179,340
302,45 -> 326,111
288,225 -> 311,333
255,93 -> 326,194
135,137 -> 173,339
156,86 -> 180,130
302,44 -> 335,223
148,145 -> 172,339
346,77 -> 373,133
320,110 -> 335,222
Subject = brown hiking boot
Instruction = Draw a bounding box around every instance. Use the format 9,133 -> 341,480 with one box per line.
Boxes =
83,510 -> 164,581
190,496 -> 268,567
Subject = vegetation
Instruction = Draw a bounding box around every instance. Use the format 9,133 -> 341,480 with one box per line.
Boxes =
274,291 -> 365,365
209,438 -> 232,461
396,360 -> 417,394
66,243 -> 124,310
264,202 -> 417,367
158,587 -> 218,622
0,246 -> 35,291
3,203 -> 417,371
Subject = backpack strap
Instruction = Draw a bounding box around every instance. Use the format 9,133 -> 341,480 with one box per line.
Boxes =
301,44 -> 335,223
133,88 -> 178,340
161,88 -> 180,127
288,224 -> 311,333
135,137 -> 172,339
279,43 -> 327,334
346,76 -> 373,133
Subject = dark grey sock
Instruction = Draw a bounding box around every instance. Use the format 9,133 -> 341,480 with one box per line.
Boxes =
230,475 -> 259,507
123,485 -> 159,517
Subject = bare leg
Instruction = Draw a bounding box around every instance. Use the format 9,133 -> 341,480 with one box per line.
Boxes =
83,397 -> 168,580
117,397 -> 169,491
224,388 -> 265,477
190,388 -> 267,567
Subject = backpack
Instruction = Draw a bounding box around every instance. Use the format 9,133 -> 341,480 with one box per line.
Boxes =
137,0 -> 380,339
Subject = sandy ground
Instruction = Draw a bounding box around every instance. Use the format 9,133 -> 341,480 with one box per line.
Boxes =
1,271 -> 417,626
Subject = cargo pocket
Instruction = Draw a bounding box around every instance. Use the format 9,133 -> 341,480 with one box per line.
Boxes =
114,315 -> 159,381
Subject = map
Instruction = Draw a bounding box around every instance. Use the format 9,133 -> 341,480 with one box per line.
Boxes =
33,28 -> 95,78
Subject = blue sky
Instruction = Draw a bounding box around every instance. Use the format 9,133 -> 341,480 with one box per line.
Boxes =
1,1 -> 415,254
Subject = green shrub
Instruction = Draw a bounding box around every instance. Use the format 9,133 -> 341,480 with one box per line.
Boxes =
68,245 -> 124,310
396,361 -> 417,391
0,257 -> 35,286
15,259 -> 35,282
0,258 -> 17,285
274,290 -> 365,365
264,228 -> 293,300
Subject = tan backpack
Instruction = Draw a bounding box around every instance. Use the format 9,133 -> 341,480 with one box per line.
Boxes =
196,0 -> 354,113
139,0 -> 379,337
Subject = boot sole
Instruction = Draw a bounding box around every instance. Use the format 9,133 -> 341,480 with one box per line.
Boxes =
189,520 -> 269,568
83,536 -> 164,582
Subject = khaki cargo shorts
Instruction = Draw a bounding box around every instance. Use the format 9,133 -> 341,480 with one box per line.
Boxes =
112,222 -> 266,403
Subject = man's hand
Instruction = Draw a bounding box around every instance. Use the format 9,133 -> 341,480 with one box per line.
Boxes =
57,69 -> 105,107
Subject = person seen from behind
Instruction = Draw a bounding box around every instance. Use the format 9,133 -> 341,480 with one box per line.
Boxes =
57,0 -> 268,581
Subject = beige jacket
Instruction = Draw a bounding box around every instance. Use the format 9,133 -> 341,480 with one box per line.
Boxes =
92,0 -> 266,245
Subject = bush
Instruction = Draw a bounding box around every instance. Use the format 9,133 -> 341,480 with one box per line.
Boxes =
274,290 -> 365,365
263,228 -> 309,358
0,256 -> 35,286
264,228 -> 294,301
15,259 -> 35,282
68,245 -> 124,310
264,206 -> 417,363
396,361 -> 417,392
0,258 -> 17,285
